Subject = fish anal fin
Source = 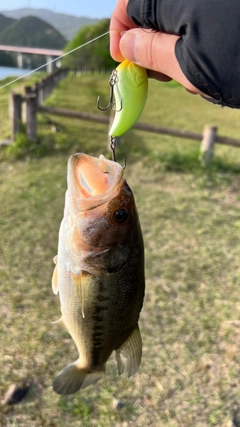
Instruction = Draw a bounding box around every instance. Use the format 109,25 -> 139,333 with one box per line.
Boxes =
52,316 -> 66,329
52,263 -> 59,295
115,324 -> 142,378
53,360 -> 104,395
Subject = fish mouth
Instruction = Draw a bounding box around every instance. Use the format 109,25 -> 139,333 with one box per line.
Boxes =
68,154 -> 124,211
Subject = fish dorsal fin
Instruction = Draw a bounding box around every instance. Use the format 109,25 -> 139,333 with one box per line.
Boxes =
115,324 -> 142,377
52,261 -> 59,295
71,271 -> 85,318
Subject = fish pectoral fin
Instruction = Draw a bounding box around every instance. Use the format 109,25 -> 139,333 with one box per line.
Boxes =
85,249 -> 110,270
52,263 -> 59,295
52,360 -> 104,395
86,249 -> 127,273
71,271 -> 85,318
115,324 -> 142,378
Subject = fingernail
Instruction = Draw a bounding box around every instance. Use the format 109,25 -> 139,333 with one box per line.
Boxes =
120,32 -> 139,62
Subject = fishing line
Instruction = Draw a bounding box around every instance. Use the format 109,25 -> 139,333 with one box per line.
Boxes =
0,30 -> 110,91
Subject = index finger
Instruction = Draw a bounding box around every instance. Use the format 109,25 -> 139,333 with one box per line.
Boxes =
110,0 -> 137,62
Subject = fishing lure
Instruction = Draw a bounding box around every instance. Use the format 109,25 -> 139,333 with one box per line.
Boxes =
98,60 -> 148,138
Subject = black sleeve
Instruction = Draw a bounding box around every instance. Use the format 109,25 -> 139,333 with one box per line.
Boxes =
127,0 -> 240,108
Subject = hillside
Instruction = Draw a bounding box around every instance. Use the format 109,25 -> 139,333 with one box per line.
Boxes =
0,13 -> 15,31
1,8 -> 99,40
0,15 -> 67,49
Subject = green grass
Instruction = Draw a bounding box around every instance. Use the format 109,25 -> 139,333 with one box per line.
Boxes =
1,72 -> 240,426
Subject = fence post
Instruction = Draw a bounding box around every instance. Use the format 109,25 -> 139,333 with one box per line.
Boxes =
40,78 -> 48,102
10,93 -> 22,141
33,82 -> 40,107
26,93 -> 37,142
200,125 -> 217,166
38,81 -> 44,104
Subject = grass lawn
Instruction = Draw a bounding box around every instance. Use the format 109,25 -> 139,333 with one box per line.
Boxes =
1,72 -> 240,426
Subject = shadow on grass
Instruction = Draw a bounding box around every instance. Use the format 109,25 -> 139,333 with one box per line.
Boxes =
150,149 -> 240,174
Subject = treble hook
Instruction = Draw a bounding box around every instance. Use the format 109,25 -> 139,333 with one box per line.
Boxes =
97,70 -> 123,112
109,136 -> 127,168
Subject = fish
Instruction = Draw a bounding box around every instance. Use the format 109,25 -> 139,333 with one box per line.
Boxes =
52,153 -> 145,395
109,60 -> 148,137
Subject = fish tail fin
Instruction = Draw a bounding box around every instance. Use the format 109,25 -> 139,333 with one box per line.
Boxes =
53,360 -> 104,395
115,324 -> 142,378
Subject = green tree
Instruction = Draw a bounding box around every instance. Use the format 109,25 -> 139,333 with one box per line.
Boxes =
63,19 -> 117,70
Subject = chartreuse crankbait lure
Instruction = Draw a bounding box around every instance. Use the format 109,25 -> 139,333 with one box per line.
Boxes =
97,60 -> 148,137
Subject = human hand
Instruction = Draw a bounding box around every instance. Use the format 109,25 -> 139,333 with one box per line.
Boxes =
110,0 -> 204,95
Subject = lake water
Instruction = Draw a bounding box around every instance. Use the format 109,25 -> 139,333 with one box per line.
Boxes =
0,66 -> 32,81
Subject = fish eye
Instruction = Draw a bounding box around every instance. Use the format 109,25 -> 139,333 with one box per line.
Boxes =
112,209 -> 129,224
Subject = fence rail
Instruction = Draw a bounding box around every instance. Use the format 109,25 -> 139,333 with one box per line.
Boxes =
10,68 -> 69,142
9,68 -> 240,165
37,105 -> 240,148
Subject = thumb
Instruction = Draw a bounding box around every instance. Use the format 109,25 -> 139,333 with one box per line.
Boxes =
119,29 -> 198,92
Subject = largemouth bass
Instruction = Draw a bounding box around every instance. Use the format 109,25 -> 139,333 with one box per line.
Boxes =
52,153 -> 145,395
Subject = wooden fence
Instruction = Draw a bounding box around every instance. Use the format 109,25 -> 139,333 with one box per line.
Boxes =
10,68 -> 69,142
9,68 -> 240,165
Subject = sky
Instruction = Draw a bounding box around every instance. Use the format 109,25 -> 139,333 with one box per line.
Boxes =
1,0 -> 117,18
